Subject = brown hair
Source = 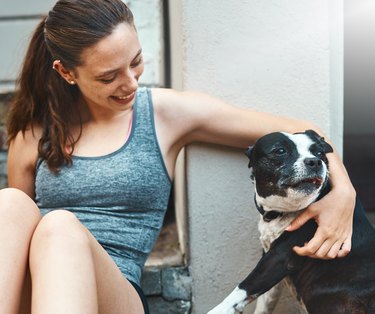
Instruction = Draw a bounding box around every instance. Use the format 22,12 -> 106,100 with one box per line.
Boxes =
6,0 -> 134,173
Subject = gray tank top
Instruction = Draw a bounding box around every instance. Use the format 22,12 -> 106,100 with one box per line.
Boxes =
35,87 -> 172,285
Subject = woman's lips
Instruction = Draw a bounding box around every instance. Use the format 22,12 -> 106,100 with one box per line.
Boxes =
111,91 -> 136,104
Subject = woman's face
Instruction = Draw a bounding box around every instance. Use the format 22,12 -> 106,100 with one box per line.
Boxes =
72,22 -> 144,115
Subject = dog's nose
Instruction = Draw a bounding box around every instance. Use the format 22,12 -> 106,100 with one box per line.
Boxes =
304,158 -> 322,170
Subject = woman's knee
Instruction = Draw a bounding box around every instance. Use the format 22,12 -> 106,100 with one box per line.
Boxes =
0,188 -> 41,225
30,209 -> 90,251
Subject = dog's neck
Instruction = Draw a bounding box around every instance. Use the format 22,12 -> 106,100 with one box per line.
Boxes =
254,195 -> 283,222
254,181 -> 331,222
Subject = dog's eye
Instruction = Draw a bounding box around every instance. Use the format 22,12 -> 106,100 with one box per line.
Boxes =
273,148 -> 286,155
315,151 -> 324,158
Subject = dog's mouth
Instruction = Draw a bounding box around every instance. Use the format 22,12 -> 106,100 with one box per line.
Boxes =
280,176 -> 324,189
290,177 -> 324,188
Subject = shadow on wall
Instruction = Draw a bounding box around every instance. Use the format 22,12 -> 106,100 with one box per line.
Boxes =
344,134 -> 375,212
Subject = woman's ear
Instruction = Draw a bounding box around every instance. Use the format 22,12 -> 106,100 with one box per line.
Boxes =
52,60 -> 77,85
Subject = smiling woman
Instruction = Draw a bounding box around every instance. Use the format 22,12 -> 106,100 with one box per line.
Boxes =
57,23 -> 144,115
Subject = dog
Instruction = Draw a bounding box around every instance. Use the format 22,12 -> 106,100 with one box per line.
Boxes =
208,129 -> 375,314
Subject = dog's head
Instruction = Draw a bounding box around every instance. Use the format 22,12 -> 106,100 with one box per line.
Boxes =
245,130 -> 333,212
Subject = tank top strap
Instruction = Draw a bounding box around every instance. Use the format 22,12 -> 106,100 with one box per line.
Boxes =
132,87 -> 156,138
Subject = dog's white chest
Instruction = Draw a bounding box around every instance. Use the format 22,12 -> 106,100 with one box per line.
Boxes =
258,212 -> 300,252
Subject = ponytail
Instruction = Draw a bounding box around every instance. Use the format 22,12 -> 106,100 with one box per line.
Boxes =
7,18 -> 53,139
7,18 -> 78,173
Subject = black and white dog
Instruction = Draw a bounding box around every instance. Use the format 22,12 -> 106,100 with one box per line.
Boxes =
208,130 -> 375,314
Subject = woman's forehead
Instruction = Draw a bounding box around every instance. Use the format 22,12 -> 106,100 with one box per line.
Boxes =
78,23 -> 141,73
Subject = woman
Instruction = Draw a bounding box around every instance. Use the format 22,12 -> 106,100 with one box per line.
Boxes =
2,0 -> 355,313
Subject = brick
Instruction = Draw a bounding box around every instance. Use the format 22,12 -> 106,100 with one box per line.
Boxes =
162,267 -> 192,302
0,93 -> 12,122
142,267 -> 162,296
147,297 -> 191,314
0,92 -> 11,151
0,176 -> 7,189
0,128 -> 7,151
0,151 -> 7,188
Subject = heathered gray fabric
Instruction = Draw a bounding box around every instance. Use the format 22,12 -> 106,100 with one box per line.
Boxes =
35,87 -> 172,285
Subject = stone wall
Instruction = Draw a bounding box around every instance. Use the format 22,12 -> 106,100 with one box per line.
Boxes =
142,266 -> 192,314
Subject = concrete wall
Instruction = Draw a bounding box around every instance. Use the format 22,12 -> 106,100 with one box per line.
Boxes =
169,0 -> 343,313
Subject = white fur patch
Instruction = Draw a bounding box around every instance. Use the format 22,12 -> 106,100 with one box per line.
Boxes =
255,187 -> 321,213
258,211 -> 300,251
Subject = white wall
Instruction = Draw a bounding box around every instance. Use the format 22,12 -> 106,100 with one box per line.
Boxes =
170,0 -> 343,312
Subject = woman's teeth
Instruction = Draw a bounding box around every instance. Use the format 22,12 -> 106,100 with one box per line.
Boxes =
114,92 -> 134,100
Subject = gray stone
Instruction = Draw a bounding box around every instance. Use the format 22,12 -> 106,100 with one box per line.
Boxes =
162,267 -> 192,301
0,151 -> 7,188
0,176 -> 7,189
147,297 -> 191,314
142,267 -> 162,296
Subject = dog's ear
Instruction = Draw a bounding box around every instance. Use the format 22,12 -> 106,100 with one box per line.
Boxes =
245,146 -> 254,168
305,129 -> 333,154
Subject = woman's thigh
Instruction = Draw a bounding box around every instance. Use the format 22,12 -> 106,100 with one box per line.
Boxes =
29,210 -> 145,314
0,188 -> 40,314
85,226 -> 145,314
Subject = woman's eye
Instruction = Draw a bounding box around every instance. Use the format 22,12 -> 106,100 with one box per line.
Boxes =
99,77 -> 115,84
131,56 -> 143,68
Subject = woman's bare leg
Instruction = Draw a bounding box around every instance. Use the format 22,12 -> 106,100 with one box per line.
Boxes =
29,210 -> 99,313
29,209 -> 144,314
0,188 -> 41,314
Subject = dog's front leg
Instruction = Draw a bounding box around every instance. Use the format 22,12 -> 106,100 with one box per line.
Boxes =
207,250 -> 297,314
207,221 -> 315,314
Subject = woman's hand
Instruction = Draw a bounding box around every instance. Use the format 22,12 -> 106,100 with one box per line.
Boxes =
286,174 -> 356,259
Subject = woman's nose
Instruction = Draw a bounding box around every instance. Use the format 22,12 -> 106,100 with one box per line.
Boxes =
125,69 -> 139,90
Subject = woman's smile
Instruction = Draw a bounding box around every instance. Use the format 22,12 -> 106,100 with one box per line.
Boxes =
111,91 -> 136,104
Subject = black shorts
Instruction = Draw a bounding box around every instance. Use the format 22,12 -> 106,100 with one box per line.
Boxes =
129,280 -> 150,314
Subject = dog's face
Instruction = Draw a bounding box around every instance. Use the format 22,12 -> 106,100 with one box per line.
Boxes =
245,130 -> 333,212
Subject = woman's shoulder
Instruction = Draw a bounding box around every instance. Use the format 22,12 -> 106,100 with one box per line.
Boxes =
9,125 -> 42,167
12,125 -> 42,147
150,87 -> 200,132
150,87 -> 211,121
7,125 -> 42,197
150,87 -> 233,148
